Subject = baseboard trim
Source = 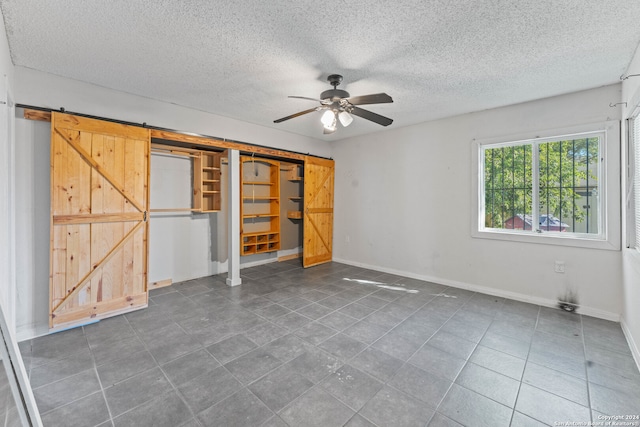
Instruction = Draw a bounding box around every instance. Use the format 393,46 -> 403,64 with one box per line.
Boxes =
332,257 -> 620,322
239,257 -> 279,269
148,278 -> 172,290
278,247 -> 302,261
16,325 -> 48,342
278,253 -> 302,262
621,317 -> 640,372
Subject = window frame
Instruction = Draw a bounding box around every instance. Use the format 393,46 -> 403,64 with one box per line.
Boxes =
630,113 -> 640,252
471,121 -> 620,251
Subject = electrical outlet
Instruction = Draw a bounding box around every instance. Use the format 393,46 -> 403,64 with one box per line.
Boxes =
554,261 -> 565,273
345,235 -> 350,243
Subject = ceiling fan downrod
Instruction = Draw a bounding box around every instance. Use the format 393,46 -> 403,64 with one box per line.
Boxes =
321,74 -> 350,101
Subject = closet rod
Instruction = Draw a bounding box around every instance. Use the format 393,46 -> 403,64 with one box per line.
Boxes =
150,146 -> 199,158
18,104 -> 332,161
150,208 -> 200,213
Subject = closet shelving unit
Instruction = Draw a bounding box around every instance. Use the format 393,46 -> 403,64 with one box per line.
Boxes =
193,151 -> 223,212
286,164 -> 304,220
240,156 -> 280,255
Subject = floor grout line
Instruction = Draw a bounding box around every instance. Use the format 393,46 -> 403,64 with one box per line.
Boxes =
119,313 -> 205,426
505,304 -> 540,426
581,313 -> 595,423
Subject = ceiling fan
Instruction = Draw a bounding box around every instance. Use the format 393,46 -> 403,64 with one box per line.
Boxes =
274,74 -> 394,134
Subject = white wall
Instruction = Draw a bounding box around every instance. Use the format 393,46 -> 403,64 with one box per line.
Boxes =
0,12 -> 16,333
14,118 -> 50,338
13,68 -> 329,339
149,153 -> 229,283
332,84 -> 623,320
621,44 -> 640,366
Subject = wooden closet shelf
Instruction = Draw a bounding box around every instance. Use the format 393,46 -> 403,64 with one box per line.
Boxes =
242,231 -> 280,238
243,181 -> 274,185
287,211 -> 303,219
242,196 -> 279,200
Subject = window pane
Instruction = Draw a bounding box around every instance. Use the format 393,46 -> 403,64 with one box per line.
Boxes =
483,144 -> 532,229
481,132 -> 602,237
538,137 -> 600,234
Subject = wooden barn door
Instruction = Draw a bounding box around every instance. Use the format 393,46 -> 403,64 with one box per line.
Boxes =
49,113 -> 149,329
303,156 -> 334,267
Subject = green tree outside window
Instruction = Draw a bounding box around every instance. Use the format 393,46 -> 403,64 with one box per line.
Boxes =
483,137 -> 600,234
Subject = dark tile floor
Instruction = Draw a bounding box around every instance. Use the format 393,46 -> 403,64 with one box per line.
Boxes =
18,261 -> 640,427
1,359 -> 21,426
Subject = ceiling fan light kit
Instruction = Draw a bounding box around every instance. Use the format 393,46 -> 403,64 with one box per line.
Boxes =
321,109 -> 336,127
321,110 -> 338,134
274,74 -> 394,134
338,110 -> 353,127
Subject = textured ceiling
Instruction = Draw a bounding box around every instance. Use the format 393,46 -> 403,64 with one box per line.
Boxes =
1,1 -> 640,141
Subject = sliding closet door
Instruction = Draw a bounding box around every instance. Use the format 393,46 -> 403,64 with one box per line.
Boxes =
49,113 -> 150,329
303,156 -> 334,267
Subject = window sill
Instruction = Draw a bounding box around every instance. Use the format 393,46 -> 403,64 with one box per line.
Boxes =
472,228 -> 620,251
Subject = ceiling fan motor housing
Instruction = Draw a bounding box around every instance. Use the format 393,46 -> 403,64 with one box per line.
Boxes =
322,74 -> 349,101
320,88 -> 350,102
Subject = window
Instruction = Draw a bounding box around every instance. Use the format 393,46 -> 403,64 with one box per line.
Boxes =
478,131 -> 605,240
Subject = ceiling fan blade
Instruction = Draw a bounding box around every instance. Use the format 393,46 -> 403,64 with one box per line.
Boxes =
346,93 -> 393,105
288,96 -> 323,102
350,106 -> 393,126
274,107 -> 319,123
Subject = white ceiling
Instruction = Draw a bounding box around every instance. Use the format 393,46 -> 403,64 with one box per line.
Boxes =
1,1 -> 640,141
